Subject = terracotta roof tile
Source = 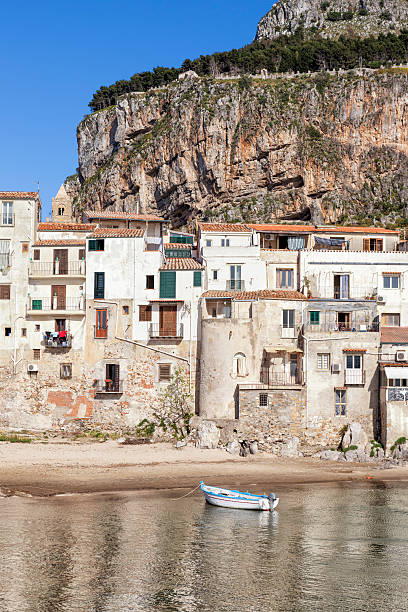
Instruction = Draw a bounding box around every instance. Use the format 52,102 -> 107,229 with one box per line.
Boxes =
33,240 -> 86,247
201,289 -> 306,300
89,228 -> 145,238
38,223 -> 96,231
164,243 -> 193,249
201,290 -> 234,298
160,258 -> 204,270
381,327 -> 408,343
258,289 -> 306,300
0,191 -> 40,200
198,223 -> 252,233
84,210 -> 165,222
249,223 -> 399,235
343,348 -> 367,353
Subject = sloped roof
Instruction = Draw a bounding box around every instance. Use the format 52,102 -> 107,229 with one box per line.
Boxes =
164,243 -> 193,249
198,223 -> 252,233
249,223 -> 400,235
0,191 -> 40,200
381,327 -> 408,344
160,258 -> 204,270
84,210 -> 165,222
33,240 -> 86,247
88,228 -> 145,238
38,223 -> 96,231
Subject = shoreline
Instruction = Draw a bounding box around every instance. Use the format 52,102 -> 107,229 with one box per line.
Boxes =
0,441 -> 407,498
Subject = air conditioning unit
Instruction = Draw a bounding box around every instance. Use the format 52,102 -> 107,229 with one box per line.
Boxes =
27,364 -> 38,372
377,295 -> 385,303
265,233 -> 274,240
396,351 -> 408,362
331,363 -> 341,373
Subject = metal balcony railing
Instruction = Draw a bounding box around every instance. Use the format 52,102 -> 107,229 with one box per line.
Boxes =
28,297 -> 85,312
260,368 -> 303,386
149,323 -> 183,338
304,321 -> 379,333
94,380 -> 123,394
43,332 -> 72,348
94,325 -> 108,339
387,387 -> 408,402
345,370 -> 366,385
226,280 -> 245,291
29,261 -> 86,276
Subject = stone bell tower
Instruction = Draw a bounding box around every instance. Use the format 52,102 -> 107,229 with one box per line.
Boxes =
51,184 -> 74,222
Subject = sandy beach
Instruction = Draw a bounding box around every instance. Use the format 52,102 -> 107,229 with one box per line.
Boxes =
0,440 -> 406,497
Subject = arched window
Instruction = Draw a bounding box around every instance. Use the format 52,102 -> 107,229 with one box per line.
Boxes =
58,207 -> 65,216
233,352 -> 246,377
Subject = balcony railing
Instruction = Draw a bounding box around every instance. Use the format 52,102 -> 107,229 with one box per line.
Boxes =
28,297 -> 85,312
304,321 -> 379,333
29,261 -> 86,276
345,370 -> 366,385
260,368 -> 303,386
387,387 -> 408,401
94,325 -> 108,339
149,323 -> 183,338
226,280 -> 245,291
43,332 -> 72,348
94,380 -> 123,394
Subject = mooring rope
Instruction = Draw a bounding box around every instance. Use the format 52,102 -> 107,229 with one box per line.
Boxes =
171,482 -> 201,500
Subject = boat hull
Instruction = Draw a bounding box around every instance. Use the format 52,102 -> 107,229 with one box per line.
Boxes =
200,482 -> 279,511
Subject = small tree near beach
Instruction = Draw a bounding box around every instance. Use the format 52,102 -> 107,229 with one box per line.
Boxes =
154,366 -> 193,440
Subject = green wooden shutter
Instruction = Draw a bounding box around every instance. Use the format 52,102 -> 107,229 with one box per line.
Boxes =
88,240 -> 96,251
160,271 -> 176,298
310,311 -> 320,325
193,270 -> 202,287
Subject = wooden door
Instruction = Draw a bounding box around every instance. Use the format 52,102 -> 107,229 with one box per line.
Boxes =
95,309 -> 107,338
51,285 -> 66,310
159,304 -> 177,336
54,249 -> 68,274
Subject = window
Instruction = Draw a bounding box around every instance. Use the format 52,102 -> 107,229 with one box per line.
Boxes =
193,270 -> 202,287
229,265 -> 242,290
35,325 -> 40,332
0,285 -> 10,300
122,305 -> 129,315
335,389 -> 347,416
206,240 -> 212,247
212,270 -> 218,280
95,308 -> 108,338
55,319 -> 66,332
106,364 -> 120,391
58,207 -> 65,216
317,353 -> 330,370
60,363 -> 72,379
21,328 -> 26,337
221,238 -> 230,247
277,268 -> 293,289
159,364 -> 171,381
0,240 -> 10,269
22,243 -> 29,253
146,275 -> 154,289
139,305 -> 152,322
33,249 -> 40,261
259,393 -> 269,407
4,327 -> 11,336
160,271 -> 176,299
79,249 -> 85,261
88,239 -> 104,251
282,309 -> 295,328
211,307 -> 217,318
233,352 -> 246,376
337,312 -> 351,330
33,349 -> 41,360
334,274 -> 349,299
309,311 -> 320,325
381,313 -> 400,326
363,238 -> 383,252
2,202 -> 13,225
383,274 -> 400,289
94,272 -> 105,299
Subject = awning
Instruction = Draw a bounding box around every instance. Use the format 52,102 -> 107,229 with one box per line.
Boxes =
314,236 -> 346,247
384,367 -> 408,379
264,346 -> 303,353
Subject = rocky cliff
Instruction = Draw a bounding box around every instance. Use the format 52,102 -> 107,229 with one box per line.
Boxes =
68,69 -> 408,227
255,0 -> 408,41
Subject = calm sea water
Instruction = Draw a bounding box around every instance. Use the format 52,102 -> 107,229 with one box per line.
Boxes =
0,483 -> 407,611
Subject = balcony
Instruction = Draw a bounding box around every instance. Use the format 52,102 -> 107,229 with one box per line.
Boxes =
304,321 -> 379,333
44,332 -> 72,349
345,370 -> 366,385
27,296 -> 85,314
226,280 -> 245,291
29,261 -> 86,277
94,325 -> 108,339
145,237 -> 162,252
149,323 -> 183,339
260,368 -> 303,386
387,387 -> 408,401
94,380 -> 123,394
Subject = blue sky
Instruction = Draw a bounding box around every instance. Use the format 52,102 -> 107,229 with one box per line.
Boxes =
1,1 -> 272,218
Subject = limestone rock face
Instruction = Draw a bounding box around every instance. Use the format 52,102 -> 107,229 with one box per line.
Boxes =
255,0 -> 408,41
341,422 -> 369,450
68,71 -> 408,227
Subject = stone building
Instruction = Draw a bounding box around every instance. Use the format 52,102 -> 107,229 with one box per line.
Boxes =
51,184 -> 74,223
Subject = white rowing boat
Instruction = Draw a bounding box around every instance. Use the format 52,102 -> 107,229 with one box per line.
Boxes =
200,481 -> 279,511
